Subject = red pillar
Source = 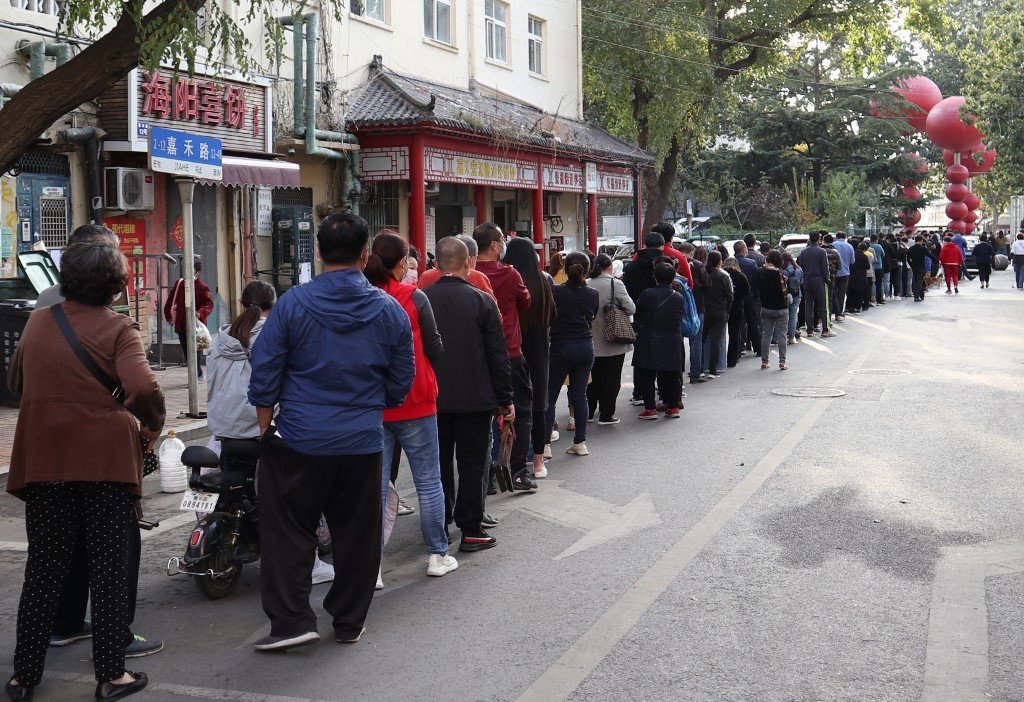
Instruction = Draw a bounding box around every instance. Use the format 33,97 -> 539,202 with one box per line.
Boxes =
587,194 -> 598,253
533,183 -> 546,267
409,134 -> 426,271
475,185 -> 487,226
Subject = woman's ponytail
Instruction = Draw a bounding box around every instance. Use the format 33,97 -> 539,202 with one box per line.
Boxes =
229,280 -> 276,348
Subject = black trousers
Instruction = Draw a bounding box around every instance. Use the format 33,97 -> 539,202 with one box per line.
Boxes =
912,268 -> 926,299
510,356 -> 533,476
15,482 -> 134,687
743,298 -> 762,354
587,354 -> 625,422
978,262 -> 992,284
833,276 -> 849,316
53,515 -> 140,642
703,316 -> 727,374
177,333 -> 204,377
727,313 -> 744,366
438,411 -> 492,532
634,368 -> 682,410
874,275 -> 884,303
258,433 -> 382,639
803,278 -> 828,332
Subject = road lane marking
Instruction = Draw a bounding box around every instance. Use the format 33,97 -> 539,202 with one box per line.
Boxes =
516,330 -> 880,702
921,540 -> 1024,702
799,337 -> 835,354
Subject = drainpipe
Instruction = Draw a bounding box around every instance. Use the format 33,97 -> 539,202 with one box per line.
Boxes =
344,153 -> 361,216
18,40 -> 71,81
0,83 -> 21,110
62,126 -> 103,224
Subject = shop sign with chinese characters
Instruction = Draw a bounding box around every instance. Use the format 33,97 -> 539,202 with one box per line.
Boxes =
595,168 -> 634,197
128,67 -> 272,154
542,164 -> 584,193
424,148 -> 538,188
103,216 -> 146,294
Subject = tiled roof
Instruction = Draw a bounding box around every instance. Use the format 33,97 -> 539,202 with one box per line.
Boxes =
345,67 -> 653,165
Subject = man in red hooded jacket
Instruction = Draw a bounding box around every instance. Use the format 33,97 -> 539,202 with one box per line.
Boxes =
163,255 -> 214,377
939,234 -> 965,294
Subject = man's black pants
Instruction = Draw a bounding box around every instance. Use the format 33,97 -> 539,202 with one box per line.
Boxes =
912,267 -> 926,299
833,275 -> 849,317
510,357 -> 532,478
743,298 -> 762,355
54,511 -> 140,646
587,354 -> 626,422
803,278 -> 828,333
258,433 -> 382,640
438,411 -> 492,532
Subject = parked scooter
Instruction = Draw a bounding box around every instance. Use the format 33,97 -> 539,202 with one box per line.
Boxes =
166,439 -> 260,599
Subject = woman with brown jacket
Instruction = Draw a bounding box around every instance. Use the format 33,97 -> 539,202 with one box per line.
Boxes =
5,239 -> 164,702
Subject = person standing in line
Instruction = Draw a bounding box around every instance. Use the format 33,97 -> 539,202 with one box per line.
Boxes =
833,232 -> 854,319
755,250 -> 791,370
973,233 -> 995,289
907,235 -> 931,301
163,255 -> 214,378
822,234 -> 841,324
733,241 -> 761,357
879,234 -> 898,300
363,232 -> 457,581
546,252 -> 599,457
248,213 -> 415,651
587,254 -> 635,426
423,237 -> 512,553
702,252 -> 733,379
781,251 -> 803,342
868,234 -> 887,305
624,232 -> 668,401
846,243 -> 871,313
929,232 -> 944,280
549,250 -> 568,285
503,236 -> 554,478
882,234 -> 900,298
897,235 -> 912,298
418,235 -> 494,295
939,235 -> 965,294
651,221 -> 694,288
633,263 -> 686,420
6,240 -> 165,701
1012,232 -> 1024,290
723,257 -> 749,367
474,223 -> 536,493
687,245 -> 712,381
743,233 -> 766,267
797,232 -> 834,338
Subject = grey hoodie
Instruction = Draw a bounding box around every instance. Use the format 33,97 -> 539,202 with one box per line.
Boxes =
206,318 -> 265,439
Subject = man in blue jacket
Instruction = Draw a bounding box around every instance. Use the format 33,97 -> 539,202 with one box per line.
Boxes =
833,232 -> 855,320
248,213 -> 414,652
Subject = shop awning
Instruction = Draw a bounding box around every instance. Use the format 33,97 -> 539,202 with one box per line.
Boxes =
202,156 -> 301,189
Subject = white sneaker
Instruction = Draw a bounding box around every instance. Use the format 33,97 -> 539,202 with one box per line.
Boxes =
375,566 -> 384,591
566,442 -> 589,456
426,554 -> 459,577
311,555 -> 335,585
534,465 -> 548,479
542,444 -> 552,459
550,430 -> 560,443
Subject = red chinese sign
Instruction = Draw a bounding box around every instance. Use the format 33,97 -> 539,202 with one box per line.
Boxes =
104,216 -> 147,294
142,71 -> 256,137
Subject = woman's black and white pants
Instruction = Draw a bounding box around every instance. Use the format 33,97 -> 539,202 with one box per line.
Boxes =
14,482 -> 134,687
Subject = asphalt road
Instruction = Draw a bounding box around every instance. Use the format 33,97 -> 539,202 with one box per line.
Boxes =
1,270 -> 1023,702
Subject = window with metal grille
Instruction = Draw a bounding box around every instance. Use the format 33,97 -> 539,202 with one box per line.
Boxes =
39,197 -> 68,248
272,187 -> 313,207
361,182 -> 400,234
17,152 -> 69,176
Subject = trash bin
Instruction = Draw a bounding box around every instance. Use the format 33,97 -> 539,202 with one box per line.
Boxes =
0,299 -> 35,407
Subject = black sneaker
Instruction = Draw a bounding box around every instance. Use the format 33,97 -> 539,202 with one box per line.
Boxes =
481,513 -> 499,529
51,622 -> 92,647
487,464 -> 499,496
512,473 -> 538,492
125,634 -> 164,658
459,529 -> 497,552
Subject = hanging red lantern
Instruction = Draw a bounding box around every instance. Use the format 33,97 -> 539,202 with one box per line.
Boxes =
964,222 -> 977,234
903,186 -> 923,200
946,202 -> 969,221
946,183 -> 969,202
964,192 -> 982,211
901,209 -> 922,225
926,96 -> 984,152
949,220 -> 967,233
965,147 -> 998,175
895,76 -> 944,132
964,210 -> 979,224
946,165 -> 970,184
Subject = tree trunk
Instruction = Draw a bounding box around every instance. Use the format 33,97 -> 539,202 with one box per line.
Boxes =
642,133 -> 680,233
0,0 -> 204,173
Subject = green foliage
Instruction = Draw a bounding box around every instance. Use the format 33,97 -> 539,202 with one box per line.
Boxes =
820,171 -> 875,229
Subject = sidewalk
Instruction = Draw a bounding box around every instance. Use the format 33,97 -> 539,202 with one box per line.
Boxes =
0,365 -> 210,473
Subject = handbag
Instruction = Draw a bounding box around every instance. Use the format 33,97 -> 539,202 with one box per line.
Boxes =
602,278 -> 637,344
52,304 -> 160,478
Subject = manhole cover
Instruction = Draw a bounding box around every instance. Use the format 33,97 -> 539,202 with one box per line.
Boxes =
771,387 -> 846,398
848,369 -> 912,376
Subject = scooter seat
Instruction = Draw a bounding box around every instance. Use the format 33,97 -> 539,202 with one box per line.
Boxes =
196,470 -> 247,490
181,445 -> 221,469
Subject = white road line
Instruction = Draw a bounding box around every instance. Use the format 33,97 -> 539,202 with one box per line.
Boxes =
516,328 -> 881,702
920,541 -> 1024,702
843,315 -> 888,331
44,670 -> 337,702
799,337 -> 835,354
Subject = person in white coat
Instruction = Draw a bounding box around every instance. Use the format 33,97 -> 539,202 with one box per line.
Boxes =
586,254 -> 636,425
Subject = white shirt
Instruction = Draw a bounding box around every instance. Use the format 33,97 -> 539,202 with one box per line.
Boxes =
1012,239 -> 1024,256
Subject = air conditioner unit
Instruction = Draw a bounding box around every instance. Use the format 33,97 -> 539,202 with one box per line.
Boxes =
424,181 -> 441,195
544,193 -> 561,216
104,168 -> 155,211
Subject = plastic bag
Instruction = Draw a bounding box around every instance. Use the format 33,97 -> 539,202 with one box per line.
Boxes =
195,320 -> 212,350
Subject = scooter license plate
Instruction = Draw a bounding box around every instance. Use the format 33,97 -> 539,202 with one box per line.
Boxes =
179,489 -> 219,513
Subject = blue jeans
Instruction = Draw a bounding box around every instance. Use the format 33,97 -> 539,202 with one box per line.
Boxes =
546,340 -> 595,444
1015,260 -> 1024,288
788,295 -> 801,339
688,313 -> 705,379
381,415 -> 448,555
882,271 -> 891,297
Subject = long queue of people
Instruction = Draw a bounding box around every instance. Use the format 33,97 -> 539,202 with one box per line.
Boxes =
5,213 -> 999,700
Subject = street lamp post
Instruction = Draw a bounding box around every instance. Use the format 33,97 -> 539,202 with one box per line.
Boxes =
176,178 -> 200,418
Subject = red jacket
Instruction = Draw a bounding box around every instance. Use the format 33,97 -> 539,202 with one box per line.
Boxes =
476,259 -> 530,359
382,280 -> 439,422
163,275 -> 214,335
939,242 -> 964,266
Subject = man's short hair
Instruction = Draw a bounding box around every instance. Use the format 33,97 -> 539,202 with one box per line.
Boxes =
733,241 -> 747,255
651,221 -> 675,244
318,213 -> 370,264
653,262 -> 676,284
743,233 -> 757,247
679,241 -> 695,254
915,235 -> 924,242
473,222 -> 503,252
823,234 -> 834,244
436,236 -> 469,272
836,232 -> 846,238
870,234 -> 879,242
644,231 -> 665,248
456,234 -> 478,257
808,231 -> 821,244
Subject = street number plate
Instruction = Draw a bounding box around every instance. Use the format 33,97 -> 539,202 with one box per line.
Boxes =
179,489 -> 219,513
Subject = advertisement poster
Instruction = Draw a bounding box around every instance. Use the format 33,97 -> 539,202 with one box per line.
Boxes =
104,216 -> 147,294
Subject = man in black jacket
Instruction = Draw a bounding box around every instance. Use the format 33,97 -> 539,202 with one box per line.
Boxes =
623,231 -> 666,303
907,235 -> 932,301
423,237 -> 513,553
881,234 -> 899,300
